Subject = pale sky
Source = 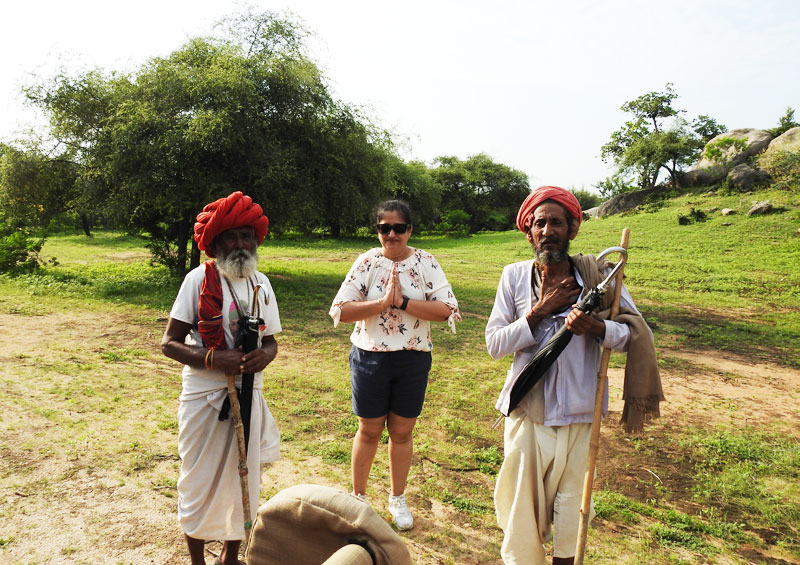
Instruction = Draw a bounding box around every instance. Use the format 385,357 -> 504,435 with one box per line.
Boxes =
2,0 -> 799,190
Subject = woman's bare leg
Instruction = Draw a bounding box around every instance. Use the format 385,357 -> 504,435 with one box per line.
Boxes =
352,415 -> 387,495
386,412 -> 417,495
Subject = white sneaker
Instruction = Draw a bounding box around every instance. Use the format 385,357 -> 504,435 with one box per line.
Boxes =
388,493 -> 413,530
353,493 -> 368,503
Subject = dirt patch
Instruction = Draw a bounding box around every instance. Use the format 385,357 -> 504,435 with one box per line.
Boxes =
650,348 -> 800,429
2,309 -> 800,564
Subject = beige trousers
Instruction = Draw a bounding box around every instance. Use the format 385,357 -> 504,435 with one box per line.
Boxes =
494,409 -> 593,564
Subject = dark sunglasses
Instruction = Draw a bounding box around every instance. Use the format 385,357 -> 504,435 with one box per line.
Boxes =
377,223 -> 409,235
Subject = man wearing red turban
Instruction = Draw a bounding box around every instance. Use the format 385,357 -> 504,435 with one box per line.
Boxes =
193,191 -> 270,258
161,191 -> 282,565
486,186 -> 661,564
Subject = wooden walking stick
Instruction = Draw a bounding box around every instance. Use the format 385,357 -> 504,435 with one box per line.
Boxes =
226,285 -> 268,541
225,373 -> 253,535
574,228 -> 629,564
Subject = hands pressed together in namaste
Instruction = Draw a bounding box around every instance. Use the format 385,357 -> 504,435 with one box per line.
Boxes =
378,263 -> 405,310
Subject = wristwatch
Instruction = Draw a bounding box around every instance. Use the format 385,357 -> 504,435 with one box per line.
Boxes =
400,295 -> 410,310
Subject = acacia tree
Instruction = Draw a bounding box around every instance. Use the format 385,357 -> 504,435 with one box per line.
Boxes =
281,103 -> 395,236
25,9 -> 395,274
387,158 -> 442,228
769,107 -> 799,137
431,153 -> 529,232
601,84 -> 725,190
0,142 -> 82,230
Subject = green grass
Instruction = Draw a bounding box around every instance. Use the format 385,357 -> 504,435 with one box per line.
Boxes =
7,186 -> 797,368
681,427 -> 800,534
592,422 -> 800,557
1,186 -> 799,563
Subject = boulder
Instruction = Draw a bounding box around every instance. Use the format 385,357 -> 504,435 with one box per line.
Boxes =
597,185 -> 663,217
766,126 -> 800,153
721,208 -> 735,216
726,163 -> 771,191
747,200 -> 772,216
583,206 -> 600,219
685,129 -> 774,186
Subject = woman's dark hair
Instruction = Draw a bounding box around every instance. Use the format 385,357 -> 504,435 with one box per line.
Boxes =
373,199 -> 413,226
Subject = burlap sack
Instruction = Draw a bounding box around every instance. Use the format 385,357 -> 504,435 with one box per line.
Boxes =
245,484 -> 412,565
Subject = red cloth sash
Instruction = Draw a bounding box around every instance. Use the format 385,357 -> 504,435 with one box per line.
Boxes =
198,261 -> 227,351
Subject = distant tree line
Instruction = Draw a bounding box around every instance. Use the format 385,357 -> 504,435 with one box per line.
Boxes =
8,12 -> 788,276
0,9 -> 530,275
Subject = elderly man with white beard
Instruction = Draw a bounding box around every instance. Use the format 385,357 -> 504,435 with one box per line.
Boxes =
161,191 -> 282,565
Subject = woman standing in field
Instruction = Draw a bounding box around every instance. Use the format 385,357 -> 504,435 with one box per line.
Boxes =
329,199 -> 460,530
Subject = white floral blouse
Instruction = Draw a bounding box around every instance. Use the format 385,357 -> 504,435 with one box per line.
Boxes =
329,247 -> 461,352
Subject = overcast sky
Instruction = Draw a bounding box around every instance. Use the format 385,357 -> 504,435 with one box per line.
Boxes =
2,0 -> 799,190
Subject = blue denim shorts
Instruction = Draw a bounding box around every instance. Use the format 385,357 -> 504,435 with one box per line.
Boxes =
348,345 -> 432,419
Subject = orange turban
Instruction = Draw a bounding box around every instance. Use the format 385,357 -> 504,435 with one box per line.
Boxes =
515,186 -> 582,233
193,191 -> 269,258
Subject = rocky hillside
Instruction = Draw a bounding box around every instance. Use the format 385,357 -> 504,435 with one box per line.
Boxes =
598,126 -> 800,217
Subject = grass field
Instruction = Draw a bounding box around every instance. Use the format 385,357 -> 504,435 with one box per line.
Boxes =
1,186 -> 799,564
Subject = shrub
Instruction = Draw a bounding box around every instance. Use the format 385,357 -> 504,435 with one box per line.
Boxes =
484,211 -> 508,231
757,150 -> 800,190
703,137 -> 749,165
569,188 -> 602,210
434,209 -> 471,236
677,208 -> 707,225
767,107 -> 799,137
0,222 -> 44,272
594,172 -> 636,199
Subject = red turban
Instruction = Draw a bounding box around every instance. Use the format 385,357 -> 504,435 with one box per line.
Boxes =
515,186 -> 582,233
193,191 -> 269,258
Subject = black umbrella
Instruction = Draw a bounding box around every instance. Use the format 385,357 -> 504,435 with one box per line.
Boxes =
218,287 -> 267,455
235,312 -> 263,453
499,246 -> 628,419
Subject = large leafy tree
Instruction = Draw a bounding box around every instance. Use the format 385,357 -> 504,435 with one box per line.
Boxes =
25,9 -> 395,274
387,158 -> 442,228
431,153 -> 529,232
284,103 -> 394,236
1,142 -> 77,228
601,84 -> 725,190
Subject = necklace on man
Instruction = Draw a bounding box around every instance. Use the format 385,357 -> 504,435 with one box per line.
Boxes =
221,272 -> 259,320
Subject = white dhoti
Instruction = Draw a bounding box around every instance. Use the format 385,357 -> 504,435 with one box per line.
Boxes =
494,409 -> 593,564
177,387 -> 280,540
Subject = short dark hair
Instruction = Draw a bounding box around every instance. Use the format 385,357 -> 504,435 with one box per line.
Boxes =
373,199 -> 413,226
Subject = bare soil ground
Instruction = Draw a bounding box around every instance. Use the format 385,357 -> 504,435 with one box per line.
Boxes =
1,309 -> 799,564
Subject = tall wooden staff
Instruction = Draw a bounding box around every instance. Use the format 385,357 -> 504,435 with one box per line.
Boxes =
225,375 -> 253,535
228,285 -> 268,539
574,228 -> 629,564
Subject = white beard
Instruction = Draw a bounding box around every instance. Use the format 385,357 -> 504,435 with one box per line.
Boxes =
216,248 -> 258,279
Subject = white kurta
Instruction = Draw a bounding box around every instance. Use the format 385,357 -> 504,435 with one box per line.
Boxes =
170,265 -> 282,540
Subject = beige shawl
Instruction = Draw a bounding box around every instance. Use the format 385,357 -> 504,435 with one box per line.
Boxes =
572,253 -> 664,432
